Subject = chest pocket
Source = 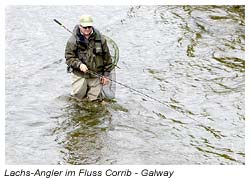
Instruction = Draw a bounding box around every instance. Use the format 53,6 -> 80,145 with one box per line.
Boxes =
94,41 -> 103,55
94,41 -> 105,69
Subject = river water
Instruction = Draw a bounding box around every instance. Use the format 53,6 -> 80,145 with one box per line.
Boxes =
5,5 -> 245,165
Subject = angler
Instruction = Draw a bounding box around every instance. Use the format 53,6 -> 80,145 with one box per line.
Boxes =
64,15 -> 113,101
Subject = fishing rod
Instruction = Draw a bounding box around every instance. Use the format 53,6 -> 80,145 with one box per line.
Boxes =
88,70 -> 169,107
53,19 -> 203,124
54,19 -> 73,34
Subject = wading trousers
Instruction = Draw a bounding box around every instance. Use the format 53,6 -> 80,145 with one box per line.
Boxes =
71,74 -> 102,101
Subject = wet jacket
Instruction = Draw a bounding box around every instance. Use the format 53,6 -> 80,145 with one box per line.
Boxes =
65,25 -> 112,78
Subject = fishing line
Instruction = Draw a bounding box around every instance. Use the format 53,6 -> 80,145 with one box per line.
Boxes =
87,70 -> 204,124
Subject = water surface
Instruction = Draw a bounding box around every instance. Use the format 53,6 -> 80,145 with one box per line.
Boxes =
5,5 -> 245,164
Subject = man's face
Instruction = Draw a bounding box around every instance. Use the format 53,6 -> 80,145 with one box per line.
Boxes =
79,25 -> 93,36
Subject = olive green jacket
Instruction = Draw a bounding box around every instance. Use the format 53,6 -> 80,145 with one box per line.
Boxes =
65,25 -> 112,78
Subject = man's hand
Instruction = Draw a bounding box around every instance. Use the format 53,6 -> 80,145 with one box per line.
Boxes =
80,64 -> 88,72
100,76 -> 109,85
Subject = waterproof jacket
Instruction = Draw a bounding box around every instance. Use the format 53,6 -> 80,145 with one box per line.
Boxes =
65,25 -> 112,78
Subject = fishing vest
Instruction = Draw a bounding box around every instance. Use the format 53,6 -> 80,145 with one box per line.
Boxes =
75,28 -> 105,74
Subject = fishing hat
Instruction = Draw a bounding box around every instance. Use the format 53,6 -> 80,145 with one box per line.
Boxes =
79,15 -> 93,27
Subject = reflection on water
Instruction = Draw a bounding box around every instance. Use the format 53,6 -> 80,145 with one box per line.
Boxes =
52,98 -> 112,164
5,5 -> 244,164
52,97 -> 130,164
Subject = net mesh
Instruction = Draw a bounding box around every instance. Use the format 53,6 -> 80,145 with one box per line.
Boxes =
101,35 -> 119,99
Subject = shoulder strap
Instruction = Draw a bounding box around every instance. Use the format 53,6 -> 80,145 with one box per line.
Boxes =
94,28 -> 102,41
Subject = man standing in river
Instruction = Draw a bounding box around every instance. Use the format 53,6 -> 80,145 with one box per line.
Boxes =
65,15 -> 113,101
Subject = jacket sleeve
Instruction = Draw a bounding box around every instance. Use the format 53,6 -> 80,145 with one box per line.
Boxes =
102,38 -> 113,76
65,37 -> 82,69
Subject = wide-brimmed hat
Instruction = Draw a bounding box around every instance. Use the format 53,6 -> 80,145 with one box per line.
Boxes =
79,15 -> 93,27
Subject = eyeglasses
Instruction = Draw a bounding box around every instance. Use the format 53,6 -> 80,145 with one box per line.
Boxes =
80,25 -> 92,29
